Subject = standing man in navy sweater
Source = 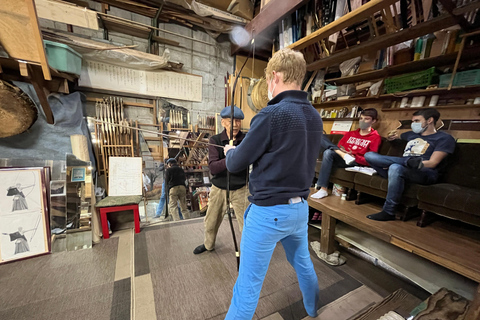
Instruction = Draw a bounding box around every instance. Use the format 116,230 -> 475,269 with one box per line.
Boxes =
223,48 -> 323,319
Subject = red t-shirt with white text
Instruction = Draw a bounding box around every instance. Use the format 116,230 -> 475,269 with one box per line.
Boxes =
337,129 -> 381,166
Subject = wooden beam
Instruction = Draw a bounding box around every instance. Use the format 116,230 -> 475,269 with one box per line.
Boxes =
437,0 -> 471,31
453,0 -> 480,16
27,64 -> 54,124
290,0 -> 398,51
232,0 -> 309,55
35,0 -> 99,30
307,14 -> 457,71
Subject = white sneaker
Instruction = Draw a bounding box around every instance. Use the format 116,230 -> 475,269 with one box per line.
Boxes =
311,189 -> 328,199
344,154 -> 356,165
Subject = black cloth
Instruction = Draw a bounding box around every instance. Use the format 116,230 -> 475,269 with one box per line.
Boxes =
209,130 -> 248,190
7,187 -> 24,197
165,165 -> 186,190
9,232 -> 27,242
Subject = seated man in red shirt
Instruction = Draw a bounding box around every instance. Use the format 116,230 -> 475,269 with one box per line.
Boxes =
311,108 -> 381,199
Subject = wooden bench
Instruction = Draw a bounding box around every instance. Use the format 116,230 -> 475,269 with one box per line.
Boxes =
307,189 -> 480,319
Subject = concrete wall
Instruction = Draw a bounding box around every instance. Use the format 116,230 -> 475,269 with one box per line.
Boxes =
39,1 -> 234,125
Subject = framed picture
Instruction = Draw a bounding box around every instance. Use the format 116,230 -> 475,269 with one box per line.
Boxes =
0,167 -> 50,263
50,180 -> 65,196
71,167 -> 86,182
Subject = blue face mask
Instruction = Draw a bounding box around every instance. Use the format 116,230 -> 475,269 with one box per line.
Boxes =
411,122 -> 426,134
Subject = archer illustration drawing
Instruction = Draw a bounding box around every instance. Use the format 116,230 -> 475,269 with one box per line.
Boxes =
7,183 -> 34,212
2,227 -> 34,254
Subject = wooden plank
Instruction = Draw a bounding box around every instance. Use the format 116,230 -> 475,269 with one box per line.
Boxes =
453,0 -> 480,16
26,0 -> 51,80
320,213 -> 337,254
231,0 -> 309,55
390,237 -> 480,283
290,0 -> 398,51
35,0 -> 99,30
0,0 -> 51,80
307,14 -> 457,71
308,193 -> 480,283
354,289 -> 421,320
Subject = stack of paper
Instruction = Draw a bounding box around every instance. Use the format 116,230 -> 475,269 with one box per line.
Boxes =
345,166 -> 377,176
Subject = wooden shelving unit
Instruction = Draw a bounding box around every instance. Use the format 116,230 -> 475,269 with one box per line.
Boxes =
313,85 -> 480,108
326,49 -> 479,85
382,105 -> 480,112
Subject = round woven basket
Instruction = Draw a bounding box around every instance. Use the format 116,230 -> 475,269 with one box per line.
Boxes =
0,81 -> 37,138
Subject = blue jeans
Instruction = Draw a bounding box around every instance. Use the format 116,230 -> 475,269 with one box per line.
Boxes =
316,149 -> 355,188
364,152 -> 439,215
155,181 -> 183,219
225,201 -> 320,319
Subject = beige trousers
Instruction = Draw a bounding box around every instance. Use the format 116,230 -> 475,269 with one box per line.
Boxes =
168,185 -> 190,221
204,184 -> 249,250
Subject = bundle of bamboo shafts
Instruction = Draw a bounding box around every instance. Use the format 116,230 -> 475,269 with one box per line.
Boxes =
95,97 -> 134,176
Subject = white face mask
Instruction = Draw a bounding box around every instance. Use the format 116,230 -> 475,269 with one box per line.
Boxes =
411,122 -> 427,134
268,79 -> 276,101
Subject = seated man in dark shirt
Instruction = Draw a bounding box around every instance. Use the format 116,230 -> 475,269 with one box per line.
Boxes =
364,108 -> 456,221
164,158 -> 190,221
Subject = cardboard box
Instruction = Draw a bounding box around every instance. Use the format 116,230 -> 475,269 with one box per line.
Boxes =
228,0 -> 254,20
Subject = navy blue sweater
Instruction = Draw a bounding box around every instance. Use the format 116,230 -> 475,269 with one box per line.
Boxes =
226,90 -> 323,206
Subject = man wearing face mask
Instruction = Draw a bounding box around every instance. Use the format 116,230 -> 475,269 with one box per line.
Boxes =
311,108 -> 381,199
223,48 -> 323,319
193,106 -> 249,254
364,108 -> 455,221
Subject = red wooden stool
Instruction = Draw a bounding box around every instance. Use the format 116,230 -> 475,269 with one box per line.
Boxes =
96,195 -> 143,239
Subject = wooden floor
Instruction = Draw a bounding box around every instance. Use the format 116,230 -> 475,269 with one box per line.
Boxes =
307,192 -> 480,284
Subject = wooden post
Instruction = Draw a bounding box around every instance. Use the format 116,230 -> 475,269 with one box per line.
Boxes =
320,213 -> 336,255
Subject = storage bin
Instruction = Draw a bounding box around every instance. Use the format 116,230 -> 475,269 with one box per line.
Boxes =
439,69 -> 480,88
43,40 -> 82,75
384,67 -> 436,93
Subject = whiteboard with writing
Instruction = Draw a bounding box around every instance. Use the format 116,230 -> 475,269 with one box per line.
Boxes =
108,157 -> 143,196
79,61 -> 202,102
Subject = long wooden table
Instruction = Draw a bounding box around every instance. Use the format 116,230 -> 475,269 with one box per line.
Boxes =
307,190 -> 480,319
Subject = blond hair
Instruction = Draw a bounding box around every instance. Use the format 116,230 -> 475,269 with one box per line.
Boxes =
265,48 -> 306,86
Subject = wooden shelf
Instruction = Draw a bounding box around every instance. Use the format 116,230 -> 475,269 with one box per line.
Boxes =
326,49 -> 479,85
289,0 -> 397,51
382,105 -> 480,112
307,14 -> 458,71
321,117 -> 359,121
313,85 -> 480,107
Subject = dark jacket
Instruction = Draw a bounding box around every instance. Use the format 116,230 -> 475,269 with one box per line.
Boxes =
226,90 -> 323,206
165,164 -> 186,190
209,130 -> 248,190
